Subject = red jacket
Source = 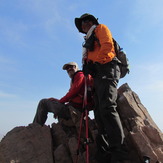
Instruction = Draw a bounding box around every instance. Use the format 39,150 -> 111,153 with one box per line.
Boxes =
59,71 -> 93,109
59,71 -> 85,106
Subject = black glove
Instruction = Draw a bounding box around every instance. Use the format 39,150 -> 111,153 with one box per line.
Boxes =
82,63 -> 90,76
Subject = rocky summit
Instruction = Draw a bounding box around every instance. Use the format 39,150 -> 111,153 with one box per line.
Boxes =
0,83 -> 162,163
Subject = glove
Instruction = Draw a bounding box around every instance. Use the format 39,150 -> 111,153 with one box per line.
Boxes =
82,63 -> 91,76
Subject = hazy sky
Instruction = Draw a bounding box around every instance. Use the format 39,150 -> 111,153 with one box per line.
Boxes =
0,0 -> 163,140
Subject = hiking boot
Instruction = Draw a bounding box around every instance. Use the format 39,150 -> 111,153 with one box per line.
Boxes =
110,146 -> 129,163
95,149 -> 111,163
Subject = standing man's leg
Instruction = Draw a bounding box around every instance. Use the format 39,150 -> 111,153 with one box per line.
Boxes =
94,77 -> 125,148
96,78 -> 124,146
93,62 -> 128,161
93,93 -> 106,135
95,62 -> 124,145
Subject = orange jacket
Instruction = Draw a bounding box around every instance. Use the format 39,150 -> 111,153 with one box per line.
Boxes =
87,24 -> 116,64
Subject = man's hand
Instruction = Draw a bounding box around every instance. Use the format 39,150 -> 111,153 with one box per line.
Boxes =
82,64 -> 90,76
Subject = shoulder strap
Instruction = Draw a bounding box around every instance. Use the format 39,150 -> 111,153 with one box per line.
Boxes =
93,31 -> 101,47
72,70 -> 82,83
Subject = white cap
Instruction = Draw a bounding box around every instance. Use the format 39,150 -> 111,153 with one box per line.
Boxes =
62,62 -> 79,70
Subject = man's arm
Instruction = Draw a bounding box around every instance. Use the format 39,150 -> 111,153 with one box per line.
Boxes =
59,71 -> 85,103
95,24 -> 115,63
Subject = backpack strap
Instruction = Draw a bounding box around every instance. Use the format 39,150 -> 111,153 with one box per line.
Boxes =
71,70 -> 82,83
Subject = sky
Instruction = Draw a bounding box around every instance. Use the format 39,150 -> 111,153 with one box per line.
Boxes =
0,0 -> 163,140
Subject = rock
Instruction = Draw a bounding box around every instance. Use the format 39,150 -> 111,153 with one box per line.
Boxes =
117,83 -> 163,163
54,144 -> 72,163
0,83 -> 162,163
0,124 -> 54,163
51,122 -> 68,148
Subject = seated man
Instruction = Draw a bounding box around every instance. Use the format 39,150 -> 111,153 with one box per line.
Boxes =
33,62 -> 93,126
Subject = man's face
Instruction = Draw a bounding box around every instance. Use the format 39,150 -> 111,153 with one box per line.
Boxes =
66,65 -> 77,78
81,19 -> 94,33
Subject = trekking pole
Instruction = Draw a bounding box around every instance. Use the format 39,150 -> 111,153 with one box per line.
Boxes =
75,111 -> 84,163
75,75 -> 90,163
83,75 -> 90,163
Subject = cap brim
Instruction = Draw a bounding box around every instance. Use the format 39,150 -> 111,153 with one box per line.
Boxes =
62,64 -> 69,70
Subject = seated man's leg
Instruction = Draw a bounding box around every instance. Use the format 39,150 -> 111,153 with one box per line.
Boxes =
33,99 -> 69,126
68,105 -> 82,129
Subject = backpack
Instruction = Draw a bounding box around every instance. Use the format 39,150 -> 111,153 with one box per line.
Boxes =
113,39 -> 129,78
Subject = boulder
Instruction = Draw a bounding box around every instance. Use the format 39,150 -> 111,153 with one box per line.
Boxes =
0,124 -> 54,163
117,83 -> 163,163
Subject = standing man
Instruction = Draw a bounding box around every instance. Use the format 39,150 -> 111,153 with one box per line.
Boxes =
33,62 -> 88,126
75,13 -> 128,162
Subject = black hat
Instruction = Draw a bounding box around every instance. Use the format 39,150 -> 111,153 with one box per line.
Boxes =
74,13 -> 99,33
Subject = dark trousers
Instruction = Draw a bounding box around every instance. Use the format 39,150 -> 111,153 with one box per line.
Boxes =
93,61 -> 125,148
33,99 -> 70,126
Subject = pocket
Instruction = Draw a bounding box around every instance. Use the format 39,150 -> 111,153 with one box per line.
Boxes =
101,62 -> 120,80
115,64 -> 121,79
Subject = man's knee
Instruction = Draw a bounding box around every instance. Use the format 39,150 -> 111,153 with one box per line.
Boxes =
100,105 -> 118,120
39,98 -> 48,104
38,98 -> 52,108
37,99 -> 49,113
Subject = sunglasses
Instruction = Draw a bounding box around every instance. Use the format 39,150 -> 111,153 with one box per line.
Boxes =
65,65 -> 75,70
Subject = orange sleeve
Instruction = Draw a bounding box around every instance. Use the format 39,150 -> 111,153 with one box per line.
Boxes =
95,24 -> 115,63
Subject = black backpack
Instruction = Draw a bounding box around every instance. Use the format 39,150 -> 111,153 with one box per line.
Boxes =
113,39 -> 129,78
